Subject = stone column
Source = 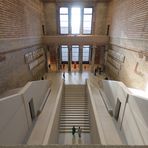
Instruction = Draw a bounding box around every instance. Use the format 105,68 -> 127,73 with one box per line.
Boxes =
79,45 -> 83,73
91,46 -> 96,72
56,46 -> 60,72
68,45 -> 72,72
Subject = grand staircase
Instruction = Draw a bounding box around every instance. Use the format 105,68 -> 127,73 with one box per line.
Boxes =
59,84 -> 90,133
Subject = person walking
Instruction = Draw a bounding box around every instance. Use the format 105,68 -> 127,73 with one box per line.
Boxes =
77,126 -> 82,138
72,126 -> 76,136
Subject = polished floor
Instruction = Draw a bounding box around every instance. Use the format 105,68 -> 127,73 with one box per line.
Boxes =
59,133 -> 91,144
63,72 -> 90,85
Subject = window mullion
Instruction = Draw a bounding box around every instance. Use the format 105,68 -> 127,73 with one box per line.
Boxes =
81,8 -> 83,35
69,7 -> 71,34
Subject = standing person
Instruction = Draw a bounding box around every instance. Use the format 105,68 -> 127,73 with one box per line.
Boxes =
77,126 -> 82,138
94,68 -> 97,76
99,66 -> 102,75
72,126 -> 76,136
63,72 -> 65,80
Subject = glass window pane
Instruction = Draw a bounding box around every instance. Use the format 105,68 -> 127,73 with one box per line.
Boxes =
61,27 -> 68,34
84,8 -> 92,14
60,21 -> 68,27
72,45 -> 79,61
83,15 -> 92,22
60,15 -> 68,21
83,53 -> 89,56
61,45 -> 68,61
83,45 -> 90,61
83,28 -> 91,34
71,7 -> 81,34
83,57 -> 89,61
60,15 -> 68,34
60,7 -> 68,14
83,22 -> 91,28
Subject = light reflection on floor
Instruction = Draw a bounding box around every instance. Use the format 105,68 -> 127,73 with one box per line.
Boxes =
58,133 -> 91,144
63,72 -> 90,85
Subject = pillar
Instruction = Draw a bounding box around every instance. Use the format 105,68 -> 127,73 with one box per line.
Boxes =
91,46 -> 96,72
68,45 -> 72,72
79,45 -> 83,73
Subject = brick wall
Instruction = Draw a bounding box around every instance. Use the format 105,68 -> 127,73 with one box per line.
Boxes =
0,0 -> 46,95
0,0 -> 44,38
106,0 -> 148,91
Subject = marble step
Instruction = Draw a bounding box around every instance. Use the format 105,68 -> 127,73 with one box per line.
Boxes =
63,102 -> 87,104
61,111 -> 89,114
59,130 -> 90,133
63,97 -> 88,102
62,107 -> 88,109
64,96 -> 86,99
60,123 -> 90,127
60,116 -> 89,119
59,127 -> 90,130
59,128 -> 90,133
60,121 -> 89,124
60,118 -> 89,123
62,109 -> 88,111
62,105 -> 88,108
60,113 -> 89,116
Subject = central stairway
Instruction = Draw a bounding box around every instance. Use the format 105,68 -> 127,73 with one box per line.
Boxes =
59,84 -> 90,133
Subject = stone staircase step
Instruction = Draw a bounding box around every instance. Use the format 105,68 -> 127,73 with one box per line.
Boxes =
59,130 -> 90,133
60,116 -> 89,119
60,113 -> 89,116
59,84 -> 90,134
62,106 -> 87,108
60,127 -> 90,130
60,123 -> 90,127
60,118 -> 89,123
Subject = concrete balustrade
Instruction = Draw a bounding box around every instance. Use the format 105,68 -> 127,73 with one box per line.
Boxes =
0,80 -> 51,145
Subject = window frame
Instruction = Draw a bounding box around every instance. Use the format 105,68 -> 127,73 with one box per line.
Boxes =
82,8 -> 93,35
61,45 -> 69,62
58,6 -> 93,35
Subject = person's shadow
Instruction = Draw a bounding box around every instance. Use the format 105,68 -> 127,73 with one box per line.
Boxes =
72,135 -> 76,144
78,137 -> 82,144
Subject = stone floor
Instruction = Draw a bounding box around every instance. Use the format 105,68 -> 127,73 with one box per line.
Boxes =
58,133 -> 91,144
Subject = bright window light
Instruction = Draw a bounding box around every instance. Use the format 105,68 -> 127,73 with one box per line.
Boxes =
72,45 -> 79,61
83,8 -> 92,34
61,45 -> 68,61
83,45 -> 90,61
60,7 -> 69,34
71,7 -> 81,34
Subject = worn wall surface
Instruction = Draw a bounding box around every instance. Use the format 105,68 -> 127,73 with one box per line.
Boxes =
94,2 -> 108,35
106,0 -> 148,91
43,2 -> 57,35
0,0 -> 46,94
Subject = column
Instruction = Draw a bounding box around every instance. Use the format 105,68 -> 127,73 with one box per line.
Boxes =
57,47 -> 61,71
79,45 -> 83,73
56,46 -> 60,72
68,45 -> 72,72
91,45 -> 96,72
